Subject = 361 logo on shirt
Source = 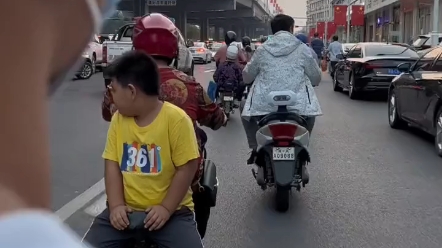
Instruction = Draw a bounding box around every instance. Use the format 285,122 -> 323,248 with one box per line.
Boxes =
121,142 -> 162,174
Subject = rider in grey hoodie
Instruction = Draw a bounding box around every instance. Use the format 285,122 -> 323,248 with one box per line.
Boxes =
241,14 -> 322,168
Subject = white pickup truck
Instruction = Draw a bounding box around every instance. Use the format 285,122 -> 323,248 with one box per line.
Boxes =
102,22 -> 194,86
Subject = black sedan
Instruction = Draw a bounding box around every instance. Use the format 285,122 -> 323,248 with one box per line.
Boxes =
332,42 -> 420,99
388,46 -> 442,157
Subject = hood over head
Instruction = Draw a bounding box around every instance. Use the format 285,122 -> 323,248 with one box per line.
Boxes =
261,31 -> 302,57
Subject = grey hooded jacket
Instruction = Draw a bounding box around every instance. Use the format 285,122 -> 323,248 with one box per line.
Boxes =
241,31 -> 322,118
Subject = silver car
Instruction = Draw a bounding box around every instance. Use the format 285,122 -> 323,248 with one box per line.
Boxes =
189,42 -> 212,64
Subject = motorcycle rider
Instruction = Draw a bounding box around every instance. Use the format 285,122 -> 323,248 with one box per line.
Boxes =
213,45 -> 243,105
241,36 -> 254,61
214,31 -> 247,68
296,33 -> 320,67
100,13 -> 226,240
241,14 -> 322,171
310,32 -> 325,66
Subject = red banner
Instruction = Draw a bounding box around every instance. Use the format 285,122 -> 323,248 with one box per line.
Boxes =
316,22 -> 325,37
351,5 -> 365,26
334,5 -> 347,26
326,22 -> 337,40
309,28 -> 316,38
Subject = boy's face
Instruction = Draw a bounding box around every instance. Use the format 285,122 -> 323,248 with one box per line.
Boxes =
108,79 -> 137,117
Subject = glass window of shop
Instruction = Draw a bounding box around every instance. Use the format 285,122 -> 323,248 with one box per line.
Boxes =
381,9 -> 389,42
418,7 -> 431,34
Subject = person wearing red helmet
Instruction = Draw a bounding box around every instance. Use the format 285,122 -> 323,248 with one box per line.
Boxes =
97,13 -> 225,246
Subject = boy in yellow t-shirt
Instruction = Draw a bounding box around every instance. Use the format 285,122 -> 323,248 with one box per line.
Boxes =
84,51 -> 203,248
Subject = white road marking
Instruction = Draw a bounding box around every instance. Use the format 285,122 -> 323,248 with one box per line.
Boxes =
84,193 -> 107,217
204,69 -> 215,73
55,178 -> 105,221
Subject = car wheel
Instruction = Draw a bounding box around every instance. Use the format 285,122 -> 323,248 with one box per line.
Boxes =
77,60 -> 93,80
435,107 -> 442,157
333,70 -> 343,92
348,73 -> 360,99
388,88 -> 406,129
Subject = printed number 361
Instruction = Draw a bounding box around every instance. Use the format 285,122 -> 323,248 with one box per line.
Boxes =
127,147 -> 148,167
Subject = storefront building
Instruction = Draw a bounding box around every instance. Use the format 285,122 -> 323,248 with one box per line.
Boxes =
364,0 -> 438,43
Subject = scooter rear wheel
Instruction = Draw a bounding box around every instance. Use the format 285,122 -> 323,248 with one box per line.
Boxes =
275,186 -> 289,212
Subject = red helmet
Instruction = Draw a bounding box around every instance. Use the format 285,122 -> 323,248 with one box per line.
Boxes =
132,13 -> 179,59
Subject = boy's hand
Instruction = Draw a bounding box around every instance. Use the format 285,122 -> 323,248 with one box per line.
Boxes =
110,205 -> 132,230
144,205 -> 171,231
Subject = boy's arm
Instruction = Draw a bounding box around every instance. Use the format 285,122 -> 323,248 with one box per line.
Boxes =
161,116 -> 200,212
102,114 -> 125,209
195,84 -> 226,130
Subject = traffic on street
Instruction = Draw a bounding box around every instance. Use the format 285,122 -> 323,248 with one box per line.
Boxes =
52,60 -> 442,247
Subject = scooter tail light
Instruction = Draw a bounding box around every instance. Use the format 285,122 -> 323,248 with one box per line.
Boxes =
268,124 -> 297,146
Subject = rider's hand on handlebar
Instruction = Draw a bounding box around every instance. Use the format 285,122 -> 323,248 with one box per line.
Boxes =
110,205 -> 132,230
144,205 -> 171,231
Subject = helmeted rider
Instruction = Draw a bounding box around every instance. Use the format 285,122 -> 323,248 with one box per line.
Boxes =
100,13 -> 226,241
214,31 -> 247,68
240,14 -> 322,181
241,36 -> 254,62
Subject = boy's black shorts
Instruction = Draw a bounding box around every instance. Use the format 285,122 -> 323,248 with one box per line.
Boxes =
83,207 -> 203,248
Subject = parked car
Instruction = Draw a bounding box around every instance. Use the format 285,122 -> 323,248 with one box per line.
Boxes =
388,46 -> 442,157
102,21 -> 194,86
190,42 -> 212,64
86,35 -> 104,69
332,42 -> 419,99
413,33 -> 442,50
76,50 -> 95,80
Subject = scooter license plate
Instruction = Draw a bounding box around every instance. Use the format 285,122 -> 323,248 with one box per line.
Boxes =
223,96 -> 234,101
272,147 -> 295,161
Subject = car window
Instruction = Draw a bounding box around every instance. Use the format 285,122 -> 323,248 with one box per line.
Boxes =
413,47 -> 442,71
365,45 -> 418,57
347,45 -> 362,58
120,26 -> 133,42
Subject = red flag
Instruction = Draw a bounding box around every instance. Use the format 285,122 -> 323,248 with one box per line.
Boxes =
309,28 -> 316,38
270,0 -> 274,3
351,5 -> 365,26
326,22 -> 337,39
316,22 -> 325,37
334,5 -> 347,26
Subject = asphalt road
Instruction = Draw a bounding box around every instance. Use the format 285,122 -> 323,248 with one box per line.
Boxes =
51,63 -> 442,248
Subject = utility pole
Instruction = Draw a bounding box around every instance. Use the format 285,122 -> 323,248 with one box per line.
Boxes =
346,0 -> 359,43
430,0 -> 440,46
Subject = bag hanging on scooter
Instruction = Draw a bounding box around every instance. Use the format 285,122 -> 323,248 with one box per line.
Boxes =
200,159 -> 218,207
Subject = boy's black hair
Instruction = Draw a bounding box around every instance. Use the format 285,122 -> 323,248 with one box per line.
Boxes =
270,14 -> 294,34
107,50 -> 159,96
332,35 -> 339,41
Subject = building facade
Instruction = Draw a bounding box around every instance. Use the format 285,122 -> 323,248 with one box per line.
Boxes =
306,0 -> 334,32
364,0 -> 438,43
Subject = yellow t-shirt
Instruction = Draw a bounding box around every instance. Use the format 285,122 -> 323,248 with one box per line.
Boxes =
102,102 -> 200,211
